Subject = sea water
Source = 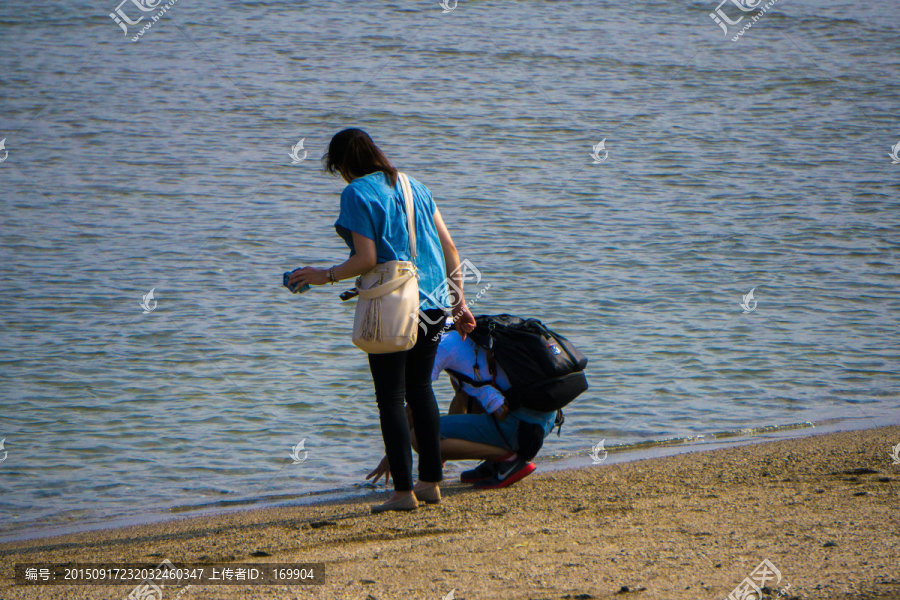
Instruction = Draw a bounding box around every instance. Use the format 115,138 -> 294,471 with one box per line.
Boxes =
0,0 -> 898,540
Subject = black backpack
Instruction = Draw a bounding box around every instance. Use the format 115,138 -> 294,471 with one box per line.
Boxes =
447,314 -> 588,413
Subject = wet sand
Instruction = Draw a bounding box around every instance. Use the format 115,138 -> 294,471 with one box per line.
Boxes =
1,425 -> 898,600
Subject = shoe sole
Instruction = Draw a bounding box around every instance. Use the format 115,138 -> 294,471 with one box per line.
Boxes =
474,462 -> 536,489
370,500 -> 419,514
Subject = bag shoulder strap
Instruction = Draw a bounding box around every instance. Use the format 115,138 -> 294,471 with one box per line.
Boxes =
554,409 -> 565,437
397,172 -> 416,260
445,368 -> 493,387
356,269 -> 417,299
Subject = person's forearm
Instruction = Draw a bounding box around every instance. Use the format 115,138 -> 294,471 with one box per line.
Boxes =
331,254 -> 374,282
465,383 -> 504,414
442,243 -> 467,312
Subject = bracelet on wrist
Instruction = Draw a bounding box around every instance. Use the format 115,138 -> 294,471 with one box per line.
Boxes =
328,266 -> 337,284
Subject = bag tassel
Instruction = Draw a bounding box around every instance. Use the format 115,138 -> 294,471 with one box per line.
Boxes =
360,297 -> 382,341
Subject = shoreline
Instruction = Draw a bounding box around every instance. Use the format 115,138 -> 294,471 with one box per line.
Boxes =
1,412 -> 894,546
1,424 -> 898,599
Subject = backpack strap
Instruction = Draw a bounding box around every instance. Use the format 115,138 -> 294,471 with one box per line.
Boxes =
473,344 -> 482,382
554,409 -> 565,437
489,412 -> 515,451
485,347 -> 499,387
445,369 -> 493,387
445,343 -> 497,388
474,345 -> 500,387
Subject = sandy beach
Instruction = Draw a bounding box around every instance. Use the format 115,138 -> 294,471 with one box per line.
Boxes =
1,425 -> 897,600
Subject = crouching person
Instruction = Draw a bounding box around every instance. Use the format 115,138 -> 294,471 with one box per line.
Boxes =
367,326 -> 561,489
431,327 -> 558,488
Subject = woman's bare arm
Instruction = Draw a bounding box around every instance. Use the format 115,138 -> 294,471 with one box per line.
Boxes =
334,232 -> 377,280
433,209 -> 476,337
288,231 -> 377,287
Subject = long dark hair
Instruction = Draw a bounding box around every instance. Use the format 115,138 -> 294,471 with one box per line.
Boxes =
323,128 -> 398,186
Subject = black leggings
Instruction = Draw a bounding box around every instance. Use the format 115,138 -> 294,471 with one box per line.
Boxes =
367,309 -> 447,491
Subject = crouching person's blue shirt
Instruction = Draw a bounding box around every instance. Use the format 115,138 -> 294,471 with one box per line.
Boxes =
334,171 -> 448,311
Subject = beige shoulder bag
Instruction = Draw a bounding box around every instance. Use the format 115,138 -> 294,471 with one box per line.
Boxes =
351,172 -> 420,354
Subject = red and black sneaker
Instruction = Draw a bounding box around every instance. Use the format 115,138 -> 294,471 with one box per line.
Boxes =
473,459 -> 536,489
460,460 -> 497,483
460,453 -> 516,484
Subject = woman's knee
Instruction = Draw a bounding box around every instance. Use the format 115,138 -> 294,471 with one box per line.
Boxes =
403,381 -> 434,403
374,389 -> 406,411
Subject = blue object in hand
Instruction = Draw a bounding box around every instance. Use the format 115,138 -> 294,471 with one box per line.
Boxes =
283,270 -> 311,294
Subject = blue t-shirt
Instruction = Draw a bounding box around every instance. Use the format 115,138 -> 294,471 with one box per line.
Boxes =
334,171 -> 448,310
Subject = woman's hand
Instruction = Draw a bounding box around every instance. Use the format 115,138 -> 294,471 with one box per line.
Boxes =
453,304 -> 476,340
288,267 -> 330,288
365,455 -> 391,485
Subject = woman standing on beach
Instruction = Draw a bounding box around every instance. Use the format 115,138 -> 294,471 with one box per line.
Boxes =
288,128 -> 476,513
